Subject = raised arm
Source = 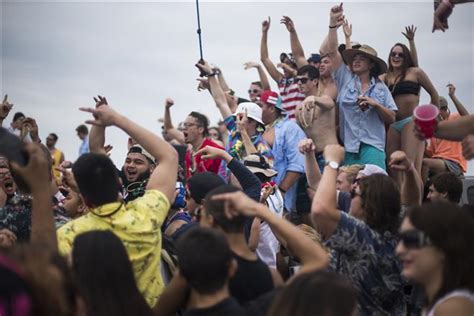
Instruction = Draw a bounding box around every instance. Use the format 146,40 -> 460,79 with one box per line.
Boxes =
163,98 -> 186,144
213,65 -> 231,92
88,96 -> 107,155
81,103 -> 178,202
281,16 -> 308,68
416,68 -> 439,107
447,83 -> 469,116
311,145 -> 344,239
402,25 -> 418,67
298,139 -> 321,191
321,4 -> 344,70
260,17 -> 284,83
434,114 -> 474,141
212,191 -> 329,275
389,151 -> 422,207
342,18 -> 353,50
243,62 -> 271,91
11,143 -> 56,250
0,95 -> 13,128
196,61 -> 233,120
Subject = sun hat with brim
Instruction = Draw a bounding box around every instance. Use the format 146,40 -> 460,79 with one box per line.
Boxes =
234,102 -> 264,125
342,44 -> 387,76
243,154 -> 277,178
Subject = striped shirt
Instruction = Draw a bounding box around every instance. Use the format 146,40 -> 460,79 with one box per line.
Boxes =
278,77 -> 305,120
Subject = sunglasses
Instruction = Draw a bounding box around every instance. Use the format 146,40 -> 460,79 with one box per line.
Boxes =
295,77 -> 310,84
399,229 -> 432,249
390,52 -> 405,58
248,89 -> 261,94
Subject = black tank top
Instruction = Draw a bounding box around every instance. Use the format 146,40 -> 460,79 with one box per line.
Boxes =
388,80 -> 421,97
229,253 -> 274,304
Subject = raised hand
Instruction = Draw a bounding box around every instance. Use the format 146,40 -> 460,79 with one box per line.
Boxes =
197,78 -> 210,91
23,117 -> 39,141
93,95 -> 108,108
280,16 -> 296,33
1,95 -> 14,119
243,61 -> 260,70
402,25 -> 417,40
298,138 -> 316,154
212,190 -> 263,218
262,16 -> 271,33
236,110 -> 248,133
389,150 -> 413,172
196,145 -> 226,160
10,143 -> 50,193
447,83 -> 456,96
330,3 -> 344,27
165,98 -> 174,108
80,102 -> 121,127
342,18 -> 352,37
195,60 -> 214,76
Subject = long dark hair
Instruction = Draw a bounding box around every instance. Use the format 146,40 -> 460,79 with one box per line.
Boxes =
267,270 -> 357,316
385,43 -> 415,85
407,202 -> 474,307
72,230 -> 153,316
359,174 -> 401,235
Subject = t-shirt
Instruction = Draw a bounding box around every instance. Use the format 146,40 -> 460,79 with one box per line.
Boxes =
278,77 -> 305,120
426,113 -> 467,172
57,190 -> 170,307
183,298 -> 244,316
229,253 -> 274,304
256,188 -> 284,268
324,212 -> 405,315
185,138 -> 224,179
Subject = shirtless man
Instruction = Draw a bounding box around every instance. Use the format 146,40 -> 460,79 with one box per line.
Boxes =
294,65 -> 338,170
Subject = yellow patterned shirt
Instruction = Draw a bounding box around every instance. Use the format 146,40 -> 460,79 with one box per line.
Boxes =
57,190 -> 170,307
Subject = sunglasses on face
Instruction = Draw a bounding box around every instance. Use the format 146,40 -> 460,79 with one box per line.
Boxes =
248,89 -> 261,94
399,229 -> 432,249
295,77 -> 310,84
390,52 -> 405,58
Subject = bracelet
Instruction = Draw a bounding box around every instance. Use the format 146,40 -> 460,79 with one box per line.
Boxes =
329,25 -> 338,29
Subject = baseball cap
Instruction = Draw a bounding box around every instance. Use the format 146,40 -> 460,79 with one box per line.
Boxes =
358,164 -> 388,177
234,102 -> 263,125
187,172 -> 225,204
307,53 -> 321,63
260,91 -> 284,112
128,145 -> 155,165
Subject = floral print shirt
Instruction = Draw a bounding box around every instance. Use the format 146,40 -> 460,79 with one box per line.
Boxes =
324,212 -> 406,315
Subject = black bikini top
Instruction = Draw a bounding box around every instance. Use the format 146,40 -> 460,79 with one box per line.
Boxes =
388,80 -> 421,97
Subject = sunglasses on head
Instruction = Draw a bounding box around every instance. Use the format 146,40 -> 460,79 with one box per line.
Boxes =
390,52 -> 405,58
295,77 -> 310,84
399,229 -> 432,249
248,89 -> 260,94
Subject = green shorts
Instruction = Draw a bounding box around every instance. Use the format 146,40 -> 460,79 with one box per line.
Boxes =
344,143 -> 386,170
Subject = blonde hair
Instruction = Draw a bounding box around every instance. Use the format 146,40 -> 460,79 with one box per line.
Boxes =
339,164 -> 364,183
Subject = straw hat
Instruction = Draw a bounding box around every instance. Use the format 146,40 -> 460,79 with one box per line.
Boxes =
341,44 -> 387,76
243,154 -> 277,178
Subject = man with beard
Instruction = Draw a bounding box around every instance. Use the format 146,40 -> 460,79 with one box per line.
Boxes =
121,144 -> 156,202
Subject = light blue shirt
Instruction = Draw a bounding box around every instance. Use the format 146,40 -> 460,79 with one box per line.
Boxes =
272,118 -> 306,211
79,137 -> 89,157
334,64 -> 397,153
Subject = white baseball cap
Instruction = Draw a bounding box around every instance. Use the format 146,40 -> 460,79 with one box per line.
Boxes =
234,102 -> 264,125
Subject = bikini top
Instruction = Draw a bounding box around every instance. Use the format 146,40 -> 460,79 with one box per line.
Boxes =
388,80 -> 421,97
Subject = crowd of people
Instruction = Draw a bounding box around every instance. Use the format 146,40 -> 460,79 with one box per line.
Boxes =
1,2 -> 474,316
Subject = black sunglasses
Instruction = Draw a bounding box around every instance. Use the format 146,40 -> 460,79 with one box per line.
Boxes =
248,89 -> 260,94
390,52 -> 405,58
399,230 -> 432,249
295,77 -> 310,84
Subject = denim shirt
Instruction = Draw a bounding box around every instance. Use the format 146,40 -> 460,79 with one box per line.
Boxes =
79,137 -> 90,157
272,118 -> 306,211
334,64 -> 397,153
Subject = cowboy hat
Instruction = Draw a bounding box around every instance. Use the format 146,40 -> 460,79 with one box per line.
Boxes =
342,44 -> 387,76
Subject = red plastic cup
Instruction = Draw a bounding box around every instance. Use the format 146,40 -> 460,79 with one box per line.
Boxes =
414,104 -> 439,138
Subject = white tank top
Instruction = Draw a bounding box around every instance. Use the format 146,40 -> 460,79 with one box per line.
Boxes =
427,289 -> 474,316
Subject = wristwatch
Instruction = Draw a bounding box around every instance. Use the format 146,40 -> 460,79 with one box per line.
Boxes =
325,161 -> 340,170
